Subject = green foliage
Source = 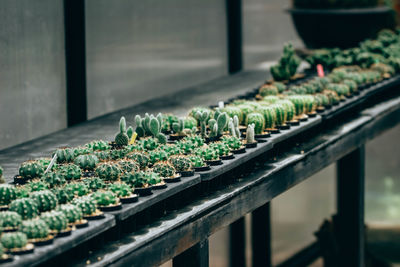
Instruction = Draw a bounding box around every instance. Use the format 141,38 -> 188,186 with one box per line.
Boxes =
72,146 -> 92,157
83,177 -> 106,192
65,182 -> 90,198
270,43 -> 301,81
126,152 -> 149,169
152,162 -> 176,178
259,84 -> 279,97
1,232 -> 28,249
85,140 -> 110,151
0,211 -> 22,229
209,142 -> 231,157
57,204 -> 83,224
117,159 -> 140,174
107,182 -> 133,198
9,198 -> 39,220
256,106 -> 277,129
40,211 -> 68,232
138,137 -> 159,151
95,162 -> 122,182
20,219 -> 50,239
195,146 -> 219,161
51,187 -> 73,204
30,190 -> 58,212
148,150 -> 169,165
91,191 -> 119,206
74,155 -> 99,171
222,136 -> 243,150
27,180 -> 49,192
187,155 -> 205,168
19,161 -> 44,180
269,104 -> 286,126
0,185 -> 17,206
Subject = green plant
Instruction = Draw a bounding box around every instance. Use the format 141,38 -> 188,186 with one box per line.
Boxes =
107,148 -> 129,160
0,185 -> 17,206
208,112 -> 228,138
0,166 -> 3,184
287,95 -> 307,116
148,150 -> 169,165
74,154 -> 99,171
314,93 -> 331,107
30,190 -> 58,212
228,116 -> 241,138
148,114 -> 167,144
115,116 -> 129,146
9,198 -> 39,220
143,171 -> 162,185
161,113 -> 179,133
55,147 -> 75,163
209,142 -> 231,157
259,84 -> 279,97
20,219 -> 50,240
246,113 -> 265,134
120,172 -> 147,188
326,83 -> 351,97
56,163 -> 82,181
72,146 -> 92,157
36,157 -> 57,172
83,177 -> 106,191
107,182 -> 133,198
270,104 -> 286,126
95,162 -> 122,182
184,116 -> 198,129
236,104 -> 255,122
51,187 -> 73,205
138,137 -> 159,151
222,136 -> 243,150
187,155 -> 206,168
117,159 -> 140,174
57,204 -> 83,224
172,118 -> 196,136
27,180 -> 49,192
41,172 -> 66,188
85,140 -> 110,151
72,196 -> 97,216
176,140 -> 197,154
246,124 -> 256,144
91,191 -> 119,207
276,100 -> 296,122
40,211 -> 68,232
169,156 -> 193,172
0,211 -> 22,229
195,146 -> 219,161
16,186 -> 30,198
135,113 -> 154,137
323,90 -> 340,105
194,110 -> 210,138
126,152 -> 150,169
94,151 -> 110,162
19,161 -> 44,180
127,126 -> 134,140
270,43 -> 301,81
159,144 -> 182,156
222,106 -> 244,124
152,162 -> 176,178
1,232 -> 28,250
65,182 -> 90,197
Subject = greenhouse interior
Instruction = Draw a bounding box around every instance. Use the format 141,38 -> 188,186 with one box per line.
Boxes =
1,0 -> 400,266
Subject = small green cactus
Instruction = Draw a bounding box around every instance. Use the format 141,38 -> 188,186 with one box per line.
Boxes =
269,104 -> 286,126
323,90 -> 340,105
149,114 -> 167,144
276,100 -> 295,122
259,84 -> 279,97
51,187 -> 73,204
314,93 -> 330,107
138,137 -> 159,151
27,180 -> 49,192
19,161 -> 44,180
161,113 -> 179,133
56,163 -> 82,181
36,158 -> 57,172
270,43 -> 301,81
148,150 -> 169,165
159,144 -> 182,156
41,172 -> 66,188
57,204 -> 83,224
72,196 -> 97,216
30,190 -> 58,212
0,184 -> 17,206
20,219 -> 50,240
195,146 -> 219,161
91,191 -> 119,207
256,106 -> 276,129
55,147 -> 75,163
194,110 -> 210,138
222,136 -> 243,150
127,126 -> 134,140
286,95 -> 307,116
95,162 -> 122,182
144,171 -> 162,185
176,140 -> 197,154
236,104 -> 255,122
83,177 -> 106,191
1,232 -> 28,250
85,140 -> 110,151
115,116 -> 129,146
273,82 -> 287,93
9,198 -> 39,220
246,113 -> 265,134
65,182 -> 90,198
40,211 -> 68,232
117,159 -> 140,174
152,162 -> 176,178
74,154 -> 99,171
209,142 -> 231,157
246,124 -> 256,144
184,116 -> 198,130
169,156 -> 193,172
72,146 -> 92,157
107,182 -> 133,198
120,171 -> 151,188
15,186 -> 30,198
187,155 -> 205,168
94,151 -> 110,162
222,106 -> 243,124
183,135 -> 205,148
107,148 -> 128,160
0,211 -> 22,229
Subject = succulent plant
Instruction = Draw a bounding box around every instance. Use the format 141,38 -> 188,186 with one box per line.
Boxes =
148,150 -> 169,165
176,140 -> 197,154
209,142 -> 231,157
117,159 -> 140,174
195,146 -> 219,161
41,171 -> 66,188
36,157 -> 57,172
314,93 -> 331,107
246,124 -> 256,144
107,148 -> 129,160
256,106 -> 276,129
144,171 -> 162,185
135,113 -> 154,137
0,184 -> 17,206
273,82 -> 287,93
326,83 -> 350,97
40,211 -> 68,232
107,182 -> 133,198
222,106 -> 244,124
161,113 -> 179,133
19,161 -> 44,180
51,187 -> 73,204
246,113 -> 265,134
342,79 -> 358,94
95,162 -> 122,182
94,151 -> 111,162
222,136 -> 243,150
169,156 -> 193,172
65,182 -> 90,198
55,147 -> 75,163
270,43 -> 301,81
120,172 -> 147,188
115,116 -> 129,146
148,114 -> 167,144
72,196 -> 97,216
83,177 -> 106,191
20,219 -> 50,240
0,211 -> 22,229
91,191 -> 119,207
194,110 -> 210,138
159,144 -> 182,156
172,118 -> 196,137
303,95 -> 317,114
9,198 -> 39,220
287,95 -> 307,116
259,84 -> 279,97
270,104 -> 286,126
187,155 -> 206,168
323,90 -> 340,105
30,190 -> 58,212
85,140 -> 110,151
72,146 -> 92,157
208,112 -> 228,138
127,126 -> 134,140
56,163 -> 82,181
15,186 -> 30,199
152,162 -> 176,178
1,232 -> 28,250
184,116 -> 198,130
138,137 -> 159,151
27,180 -> 49,192
74,154 -> 99,171
276,100 -> 295,122
57,204 -> 83,224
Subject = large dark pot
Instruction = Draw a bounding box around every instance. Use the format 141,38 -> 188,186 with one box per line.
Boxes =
287,6 -> 395,49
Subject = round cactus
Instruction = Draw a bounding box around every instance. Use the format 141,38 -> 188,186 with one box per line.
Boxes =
246,113 -> 265,134
94,151 -> 110,162
259,84 -> 279,97
107,182 -> 133,198
323,90 -> 340,105
138,137 -> 159,151
83,177 -> 106,191
91,191 -> 119,207
72,146 -> 92,157
221,136 -> 243,150
236,104 -> 255,122
152,162 -> 176,178
41,172 -> 66,188
56,163 -> 82,181
74,155 -> 99,171
261,96 -> 280,104
184,116 -> 198,129
286,95 -> 306,116
19,161 -> 44,180
72,196 -> 97,216
95,162 -> 122,182
314,93 -> 331,107
303,95 -> 317,113
169,156 -> 193,172
0,211 -> 22,229
55,147 -> 75,163
65,182 -> 90,198
40,211 -> 68,233
126,152 -> 149,169
222,106 -> 244,124
276,100 -> 296,122
273,82 -> 287,93
270,104 -> 286,126
27,180 -> 49,192
342,79 -> 358,94
159,144 -> 182,156
0,184 -> 17,206
176,140 -> 197,154
148,150 -> 169,165
57,204 -> 83,224
9,198 -> 39,220
51,187 -> 73,205
20,219 -> 50,240
1,232 -> 28,250
257,106 -> 277,129
209,142 -> 231,157
195,146 -> 219,161
117,159 -> 139,174
85,140 -> 110,151
144,172 -> 162,185
15,186 -> 30,198
183,135 -> 205,148
107,148 -> 128,160
187,155 -> 205,168
30,190 -> 58,212
36,158 -> 57,172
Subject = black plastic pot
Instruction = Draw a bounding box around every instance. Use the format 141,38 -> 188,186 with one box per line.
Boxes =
287,6 -> 395,48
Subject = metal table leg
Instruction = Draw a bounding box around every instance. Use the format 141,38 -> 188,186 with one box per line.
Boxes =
251,202 -> 271,267
229,217 -> 246,267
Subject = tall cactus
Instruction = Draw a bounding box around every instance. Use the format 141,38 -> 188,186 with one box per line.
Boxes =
115,116 -> 129,146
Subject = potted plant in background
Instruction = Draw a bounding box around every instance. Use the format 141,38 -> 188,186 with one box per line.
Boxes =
287,0 -> 396,48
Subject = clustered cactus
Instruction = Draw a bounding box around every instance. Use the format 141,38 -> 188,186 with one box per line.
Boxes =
56,163 -> 82,181
19,161 -> 44,180
95,162 -> 122,182
1,232 -> 28,250
169,156 -> 193,172
115,116 -> 130,146
72,196 -> 97,216
40,211 -> 69,233
9,198 -> 39,220
152,162 -> 176,178
0,211 -> 22,229
30,190 -> 58,212
270,43 -> 301,81
0,185 -> 17,206
57,204 -> 83,224
20,219 -> 50,240
91,191 -> 119,207
74,154 -> 99,171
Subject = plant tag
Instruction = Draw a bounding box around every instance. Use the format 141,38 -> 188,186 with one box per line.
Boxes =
129,132 -> 137,145
45,154 -> 57,174
317,64 -> 324,77
218,101 -> 224,108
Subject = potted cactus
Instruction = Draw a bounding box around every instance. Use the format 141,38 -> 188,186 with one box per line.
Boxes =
95,162 -> 122,182
152,162 -> 181,183
169,155 -> 194,177
187,155 -> 210,172
52,186 -> 74,205
19,219 -> 54,245
83,177 -> 106,192
0,243 -> 12,263
55,147 -> 75,164
74,154 -> 99,177
9,198 -> 39,220
206,112 -> 228,143
30,190 -> 58,213
72,196 -> 104,220
244,124 -> 258,148
108,182 -> 138,203
58,204 -> 88,228
111,116 -> 130,149
65,182 -> 90,198
0,185 -> 17,210
126,151 -> 150,170
221,136 -> 246,154
246,112 -> 269,138
270,43 -> 302,82
55,163 -> 82,181
15,161 -> 44,184
40,211 -> 71,237
170,117 -> 196,140
195,146 -> 221,166
209,142 -> 234,160
0,166 -> 4,184
91,190 -> 122,211
1,232 -> 34,254
0,211 -> 22,232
